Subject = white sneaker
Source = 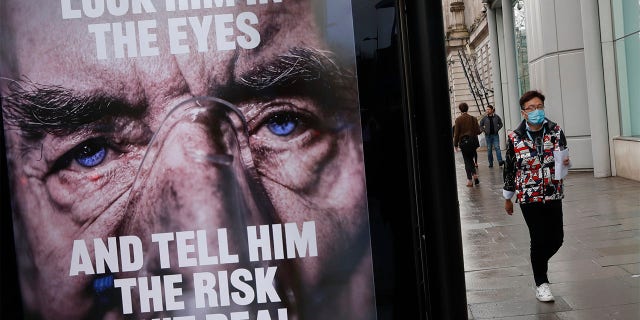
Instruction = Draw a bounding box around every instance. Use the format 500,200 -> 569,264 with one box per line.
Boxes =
535,283 -> 555,302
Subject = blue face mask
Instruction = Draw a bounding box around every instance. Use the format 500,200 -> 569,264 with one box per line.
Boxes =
526,109 -> 545,125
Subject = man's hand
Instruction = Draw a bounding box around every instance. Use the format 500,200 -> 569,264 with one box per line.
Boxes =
505,199 -> 513,215
563,156 -> 570,166
454,146 -> 459,152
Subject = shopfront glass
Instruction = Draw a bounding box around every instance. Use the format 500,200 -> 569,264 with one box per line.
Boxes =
513,0 -> 530,96
612,0 -> 640,137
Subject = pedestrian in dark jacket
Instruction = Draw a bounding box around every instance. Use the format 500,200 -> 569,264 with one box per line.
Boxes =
454,102 -> 482,187
503,90 -> 571,303
479,105 -> 504,167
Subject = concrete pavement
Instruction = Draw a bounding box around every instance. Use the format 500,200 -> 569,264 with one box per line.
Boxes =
456,150 -> 640,319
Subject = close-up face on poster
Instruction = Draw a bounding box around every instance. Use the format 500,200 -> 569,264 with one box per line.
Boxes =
0,1 -> 376,319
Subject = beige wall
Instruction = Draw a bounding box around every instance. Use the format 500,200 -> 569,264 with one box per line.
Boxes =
613,138 -> 640,181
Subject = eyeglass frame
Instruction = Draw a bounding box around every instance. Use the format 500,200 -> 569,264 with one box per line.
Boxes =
522,104 -> 545,112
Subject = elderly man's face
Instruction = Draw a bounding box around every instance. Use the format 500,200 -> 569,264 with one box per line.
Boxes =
2,1 -> 372,319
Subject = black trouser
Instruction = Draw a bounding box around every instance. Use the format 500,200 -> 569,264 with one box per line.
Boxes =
520,200 -> 564,286
459,138 -> 477,180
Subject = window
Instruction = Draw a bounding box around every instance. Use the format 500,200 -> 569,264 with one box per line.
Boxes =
513,0 -> 530,95
613,0 -> 640,137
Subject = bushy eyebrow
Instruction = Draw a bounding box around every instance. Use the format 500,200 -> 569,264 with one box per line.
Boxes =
1,47 -> 356,140
222,47 -> 356,107
2,80 -> 142,140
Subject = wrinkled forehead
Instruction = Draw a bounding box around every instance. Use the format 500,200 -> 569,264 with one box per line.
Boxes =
3,0 -> 322,97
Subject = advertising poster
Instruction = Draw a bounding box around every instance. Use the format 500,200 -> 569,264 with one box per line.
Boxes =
0,1 -> 376,319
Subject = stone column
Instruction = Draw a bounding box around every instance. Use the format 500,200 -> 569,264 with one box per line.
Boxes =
580,0 -> 611,177
446,1 -> 470,117
501,0 -> 521,129
486,4 -> 506,148
447,1 -> 470,43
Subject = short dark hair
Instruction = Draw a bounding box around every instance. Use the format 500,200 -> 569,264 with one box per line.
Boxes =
458,102 -> 469,112
519,90 -> 545,109
486,104 -> 494,110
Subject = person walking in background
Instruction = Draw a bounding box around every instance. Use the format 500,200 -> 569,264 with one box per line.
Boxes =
456,124 -> 479,168
479,104 -> 504,168
453,102 -> 482,187
503,90 -> 571,303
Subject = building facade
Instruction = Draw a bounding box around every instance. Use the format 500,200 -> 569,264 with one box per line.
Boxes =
443,0 -> 493,121
444,0 -> 640,181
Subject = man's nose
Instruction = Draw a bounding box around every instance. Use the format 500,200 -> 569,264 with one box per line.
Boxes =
115,97 -> 295,315
120,98 -> 278,275
109,98 -> 299,317
126,97 -> 269,230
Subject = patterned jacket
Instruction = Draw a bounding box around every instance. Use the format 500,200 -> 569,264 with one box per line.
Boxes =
503,119 -> 567,204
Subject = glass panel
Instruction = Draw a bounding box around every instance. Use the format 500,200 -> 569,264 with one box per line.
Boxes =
352,2 -> 423,319
616,32 -> 640,137
513,0 -> 530,95
612,0 -> 640,39
0,1 -> 378,319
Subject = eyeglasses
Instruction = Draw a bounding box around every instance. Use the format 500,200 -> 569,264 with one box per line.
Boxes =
523,104 -> 544,112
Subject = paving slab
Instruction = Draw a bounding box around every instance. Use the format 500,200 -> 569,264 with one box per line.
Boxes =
468,297 -> 572,319
457,150 -> 640,319
556,304 -> 640,320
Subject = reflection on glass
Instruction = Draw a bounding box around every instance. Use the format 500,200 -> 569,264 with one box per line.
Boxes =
513,0 -> 530,96
611,0 -> 640,40
615,33 -> 640,137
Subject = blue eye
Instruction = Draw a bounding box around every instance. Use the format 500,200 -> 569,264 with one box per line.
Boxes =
74,142 -> 107,167
266,114 -> 298,136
